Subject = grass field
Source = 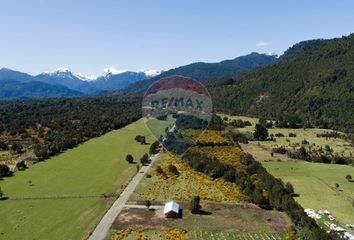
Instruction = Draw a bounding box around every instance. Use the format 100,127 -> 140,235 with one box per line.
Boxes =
0,119 -> 154,240
219,114 -> 354,158
263,160 -> 354,224
219,114 -> 354,226
144,115 -> 175,140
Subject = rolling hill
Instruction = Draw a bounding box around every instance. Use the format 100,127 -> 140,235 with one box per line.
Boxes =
210,34 -> 354,132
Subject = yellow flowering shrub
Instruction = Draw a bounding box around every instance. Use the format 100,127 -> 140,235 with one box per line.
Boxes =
188,146 -> 246,171
133,151 -> 246,202
112,228 -> 147,240
112,227 -> 134,240
182,129 -> 232,146
165,228 -> 187,240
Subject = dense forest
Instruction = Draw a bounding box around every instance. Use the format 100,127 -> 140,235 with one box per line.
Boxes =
0,96 -> 141,171
209,34 -> 354,135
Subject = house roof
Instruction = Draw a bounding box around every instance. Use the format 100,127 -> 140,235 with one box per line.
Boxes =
164,201 -> 179,214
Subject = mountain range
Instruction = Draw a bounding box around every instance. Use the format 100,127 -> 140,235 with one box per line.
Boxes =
0,68 -> 159,99
0,53 -> 276,99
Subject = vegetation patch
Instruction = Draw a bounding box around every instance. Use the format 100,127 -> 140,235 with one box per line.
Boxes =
0,120 -> 153,240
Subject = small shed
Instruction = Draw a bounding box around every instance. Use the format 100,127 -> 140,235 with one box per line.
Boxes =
164,201 -> 180,218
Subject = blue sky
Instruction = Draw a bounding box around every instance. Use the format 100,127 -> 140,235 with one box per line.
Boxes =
1,0 -> 354,76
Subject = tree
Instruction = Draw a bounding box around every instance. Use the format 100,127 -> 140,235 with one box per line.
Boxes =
145,200 -> 151,209
345,174 -> 352,181
0,186 -> 3,199
149,141 -> 160,154
190,195 -> 201,214
335,183 -> 339,189
11,143 -> 23,154
253,124 -> 269,141
125,154 -> 134,164
0,141 -> 9,150
298,146 -> 308,160
135,135 -> 147,144
140,153 -> 149,165
0,164 -> 11,178
285,182 -> 294,194
140,136 -> 146,144
16,161 -> 26,170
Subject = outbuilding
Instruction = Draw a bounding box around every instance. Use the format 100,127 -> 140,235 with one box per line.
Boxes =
164,201 -> 180,218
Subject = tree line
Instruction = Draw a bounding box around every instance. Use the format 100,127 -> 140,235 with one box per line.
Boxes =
0,96 -> 142,165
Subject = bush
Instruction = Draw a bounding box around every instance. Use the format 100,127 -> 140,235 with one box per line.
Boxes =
16,161 -> 27,170
135,135 -> 146,144
285,182 -> 295,194
346,174 -> 352,181
125,154 -> 134,164
0,141 -> 9,150
272,146 -> 288,155
227,129 -> 251,144
253,124 -> 269,141
140,153 -> 149,165
156,166 -> 163,175
11,143 -> 23,154
149,141 -> 160,154
156,115 -> 167,120
0,164 -> 11,178
168,164 -> 180,176
288,133 -> 297,137
0,186 -> 3,199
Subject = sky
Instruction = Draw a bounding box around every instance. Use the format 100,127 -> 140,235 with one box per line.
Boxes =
1,0 -> 354,77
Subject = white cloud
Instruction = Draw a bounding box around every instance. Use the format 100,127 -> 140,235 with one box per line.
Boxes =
256,41 -> 269,47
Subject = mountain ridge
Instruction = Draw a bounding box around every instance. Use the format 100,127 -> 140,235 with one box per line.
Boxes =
210,33 -> 354,132
117,52 -> 278,95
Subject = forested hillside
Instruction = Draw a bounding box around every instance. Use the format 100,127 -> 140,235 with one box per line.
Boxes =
119,52 -> 277,95
0,80 -> 82,99
210,34 -> 354,133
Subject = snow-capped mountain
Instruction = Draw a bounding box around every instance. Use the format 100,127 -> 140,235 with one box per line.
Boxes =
36,68 -> 97,94
0,67 -> 161,96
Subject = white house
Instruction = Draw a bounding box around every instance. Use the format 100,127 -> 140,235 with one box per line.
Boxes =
164,201 -> 180,218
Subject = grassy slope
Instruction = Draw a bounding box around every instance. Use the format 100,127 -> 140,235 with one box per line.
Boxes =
263,161 -> 354,224
0,119 -> 153,240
